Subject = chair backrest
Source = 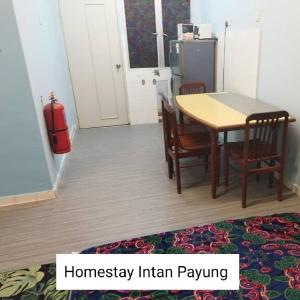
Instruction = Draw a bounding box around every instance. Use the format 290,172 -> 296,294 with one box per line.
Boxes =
244,111 -> 289,161
161,97 -> 179,149
179,81 -> 207,95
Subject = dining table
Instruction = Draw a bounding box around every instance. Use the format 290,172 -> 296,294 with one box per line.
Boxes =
175,92 -> 296,199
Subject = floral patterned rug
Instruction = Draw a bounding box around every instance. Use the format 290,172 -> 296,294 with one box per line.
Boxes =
1,213 -> 300,300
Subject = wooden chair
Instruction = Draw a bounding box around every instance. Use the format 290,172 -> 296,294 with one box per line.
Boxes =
224,111 -> 289,208
162,99 -> 220,194
179,82 -> 207,126
161,98 -> 207,162
177,82 -> 209,166
179,81 -> 207,95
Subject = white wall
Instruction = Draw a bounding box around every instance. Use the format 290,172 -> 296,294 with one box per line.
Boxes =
191,0 -> 300,187
13,0 -> 78,186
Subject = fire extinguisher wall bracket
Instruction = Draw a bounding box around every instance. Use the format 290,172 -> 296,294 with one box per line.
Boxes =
44,94 -> 71,154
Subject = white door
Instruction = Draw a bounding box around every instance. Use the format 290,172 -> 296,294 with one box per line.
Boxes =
116,0 -> 172,125
116,0 -> 189,125
59,0 -> 129,128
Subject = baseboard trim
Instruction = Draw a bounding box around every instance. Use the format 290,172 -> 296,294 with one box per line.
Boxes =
269,172 -> 300,197
0,125 -> 78,209
0,190 -> 57,208
286,182 -> 300,197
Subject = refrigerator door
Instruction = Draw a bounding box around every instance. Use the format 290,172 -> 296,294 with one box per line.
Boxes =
171,74 -> 183,104
169,40 -> 183,76
182,40 -> 216,92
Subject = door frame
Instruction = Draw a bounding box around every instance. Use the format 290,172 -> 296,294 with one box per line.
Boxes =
58,0 -> 130,127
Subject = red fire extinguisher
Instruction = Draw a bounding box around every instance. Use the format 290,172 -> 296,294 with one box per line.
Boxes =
44,92 -> 71,154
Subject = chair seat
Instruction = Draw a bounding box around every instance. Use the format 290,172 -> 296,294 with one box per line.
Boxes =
177,123 -> 206,135
179,132 -> 212,152
228,141 -> 278,162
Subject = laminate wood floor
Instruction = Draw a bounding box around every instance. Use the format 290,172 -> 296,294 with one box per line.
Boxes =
0,124 -> 299,271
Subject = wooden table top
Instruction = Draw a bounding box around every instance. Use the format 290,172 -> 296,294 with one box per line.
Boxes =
175,92 -> 295,131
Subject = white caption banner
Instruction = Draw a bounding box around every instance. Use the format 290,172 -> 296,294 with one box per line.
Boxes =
57,254 -> 240,291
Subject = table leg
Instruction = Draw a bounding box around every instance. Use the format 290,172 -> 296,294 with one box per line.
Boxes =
224,131 -> 228,144
210,129 -> 218,199
224,131 -> 228,187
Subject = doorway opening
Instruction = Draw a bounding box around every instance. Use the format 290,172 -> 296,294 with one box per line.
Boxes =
120,0 -> 191,124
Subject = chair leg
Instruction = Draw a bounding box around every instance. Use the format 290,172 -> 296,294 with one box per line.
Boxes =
256,161 -> 261,182
164,141 -> 168,162
217,149 -> 220,186
175,156 -> 181,194
167,155 -> 173,179
242,166 -> 248,208
269,161 -> 275,188
277,169 -> 283,201
179,111 -> 184,125
204,155 -> 209,173
269,173 -> 274,188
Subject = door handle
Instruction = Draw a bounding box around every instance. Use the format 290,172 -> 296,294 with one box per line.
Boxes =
116,64 -> 122,69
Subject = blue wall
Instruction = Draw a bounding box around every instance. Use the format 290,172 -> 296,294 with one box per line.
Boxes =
190,0 -> 202,25
13,0 -> 78,185
0,0 -> 78,199
0,0 -> 52,196
192,0 -> 300,187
